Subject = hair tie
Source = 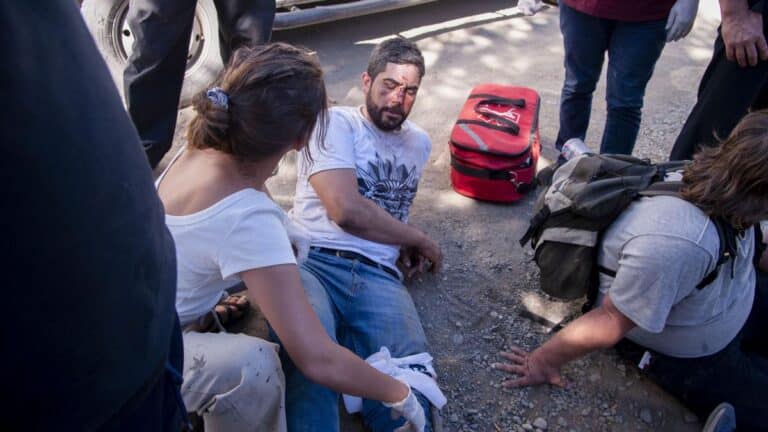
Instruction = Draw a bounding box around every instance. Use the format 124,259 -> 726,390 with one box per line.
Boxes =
206,87 -> 229,110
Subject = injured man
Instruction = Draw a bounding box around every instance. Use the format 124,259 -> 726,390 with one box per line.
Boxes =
280,36 -> 445,432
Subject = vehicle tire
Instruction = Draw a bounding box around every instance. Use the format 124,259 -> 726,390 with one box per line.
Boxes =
81,0 -> 222,108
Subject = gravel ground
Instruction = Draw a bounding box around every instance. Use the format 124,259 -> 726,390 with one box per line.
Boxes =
160,1 -> 726,430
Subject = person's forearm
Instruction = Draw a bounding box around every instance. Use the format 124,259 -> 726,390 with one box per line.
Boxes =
719,0 -> 749,17
336,195 -> 426,247
304,341 -> 409,404
532,302 -> 635,369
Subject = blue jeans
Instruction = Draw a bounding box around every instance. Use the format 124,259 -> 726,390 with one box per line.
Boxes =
555,2 -> 667,155
277,250 -> 433,432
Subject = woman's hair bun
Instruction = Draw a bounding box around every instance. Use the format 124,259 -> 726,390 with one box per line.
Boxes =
188,89 -> 231,152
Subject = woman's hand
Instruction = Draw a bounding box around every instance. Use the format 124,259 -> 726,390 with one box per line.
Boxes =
385,383 -> 426,432
492,346 -> 566,388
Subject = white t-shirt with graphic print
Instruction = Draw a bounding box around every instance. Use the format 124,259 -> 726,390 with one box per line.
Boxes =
291,105 -> 432,272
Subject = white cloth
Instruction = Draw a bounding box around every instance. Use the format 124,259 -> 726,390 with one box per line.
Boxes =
291,106 -> 432,271
165,189 -> 296,326
598,196 -> 755,358
343,347 -> 447,414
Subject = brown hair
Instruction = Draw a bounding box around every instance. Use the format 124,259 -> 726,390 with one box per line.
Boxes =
681,109 -> 768,229
188,43 -> 327,162
366,36 -> 425,80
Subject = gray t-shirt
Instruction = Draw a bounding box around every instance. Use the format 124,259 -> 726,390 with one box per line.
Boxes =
598,196 -> 755,358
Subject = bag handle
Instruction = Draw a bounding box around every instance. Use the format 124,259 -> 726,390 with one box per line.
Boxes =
468,93 -> 526,108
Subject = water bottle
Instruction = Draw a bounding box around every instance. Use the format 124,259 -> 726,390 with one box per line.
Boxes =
561,138 -> 593,160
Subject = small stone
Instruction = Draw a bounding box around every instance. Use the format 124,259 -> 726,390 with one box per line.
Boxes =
581,407 -> 591,416
449,414 -> 459,423
466,408 -> 479,415
532,417 -> 548,430
522,423 -> 534,431
490,311 -> 499,318
512,416 -> 522,424
557,417 -> 567,427
639,407 -> 653,424
455,321 -> 463,328
589,372 -> 600,382
452,334 -> 464,345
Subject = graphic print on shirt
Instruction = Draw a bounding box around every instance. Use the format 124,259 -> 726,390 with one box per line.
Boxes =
357,153 -> 419,221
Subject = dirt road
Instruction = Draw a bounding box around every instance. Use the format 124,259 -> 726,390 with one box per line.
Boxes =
164,1 -> 725,430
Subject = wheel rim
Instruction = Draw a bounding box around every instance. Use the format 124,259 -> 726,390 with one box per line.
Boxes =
112,2 -> 207,73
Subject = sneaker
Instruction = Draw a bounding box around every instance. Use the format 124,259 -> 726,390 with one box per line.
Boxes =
702,402 -> 736,432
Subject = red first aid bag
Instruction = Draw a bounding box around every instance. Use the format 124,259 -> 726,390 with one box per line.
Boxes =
449,84 -> 541,202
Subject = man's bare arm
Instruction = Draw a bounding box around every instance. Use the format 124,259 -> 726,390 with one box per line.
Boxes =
310,168 -> 442,270
493,295 -> 636,387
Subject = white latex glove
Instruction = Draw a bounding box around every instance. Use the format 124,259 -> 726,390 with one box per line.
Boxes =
384,383 -> 426,432
517,0 -> 544,16
284,218 -> 311,263
665,0 -> 699,42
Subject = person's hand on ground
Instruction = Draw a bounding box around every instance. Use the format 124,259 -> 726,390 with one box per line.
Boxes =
492,346 -> 566,388
385,384 -> 426,432
665,0 -> 698,42
721,8 -> 768,67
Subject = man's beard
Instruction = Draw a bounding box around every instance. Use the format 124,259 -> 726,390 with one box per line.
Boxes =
365,93 -> 407,131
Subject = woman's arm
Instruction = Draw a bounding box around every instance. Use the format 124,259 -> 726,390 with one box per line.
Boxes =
240,264 -> 409,403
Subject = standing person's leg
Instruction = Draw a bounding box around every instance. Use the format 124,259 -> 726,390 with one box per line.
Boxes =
335,263 -> 434,432
554,2 -> 611,151
124,0 -> 197,168
182,332 -> 288,432
212,0 -> 276,64
670,31 -> 768,160
600,18 -> 666,155
277,257 -> 342,432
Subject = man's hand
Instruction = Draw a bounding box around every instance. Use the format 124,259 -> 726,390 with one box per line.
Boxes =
398,247 -> 429,279
412,233 -> 443,274
492,346 -> 566,388
721,7 -> 768,67
666,0 -> 699,42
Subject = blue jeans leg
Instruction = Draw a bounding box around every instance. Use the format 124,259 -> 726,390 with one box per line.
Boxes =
601,17 -> 667,155
555,2 -> 610,150
299,251 -> 435,432
333,259 -> 432,432
277,266 -> 341,432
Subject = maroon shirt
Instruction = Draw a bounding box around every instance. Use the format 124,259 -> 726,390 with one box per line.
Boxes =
562,0 -> 676,21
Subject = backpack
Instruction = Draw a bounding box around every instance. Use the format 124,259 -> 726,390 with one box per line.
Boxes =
519,153 -> 737,311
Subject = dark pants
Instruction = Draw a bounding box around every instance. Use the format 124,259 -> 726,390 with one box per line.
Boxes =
2,1 -> 183,429
556,2 -> 667,155
616,270 -> 768,431
669,12 -> 768,160
124,0 -> 275,168
99,318 -> 187,432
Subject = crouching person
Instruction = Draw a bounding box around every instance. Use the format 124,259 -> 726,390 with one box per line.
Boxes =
285,37 -> 445,431
495,110 -> 768,431
157,43 -> 428,432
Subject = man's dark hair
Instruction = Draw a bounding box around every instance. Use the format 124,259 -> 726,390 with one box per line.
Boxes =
366,37 -> 425,80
